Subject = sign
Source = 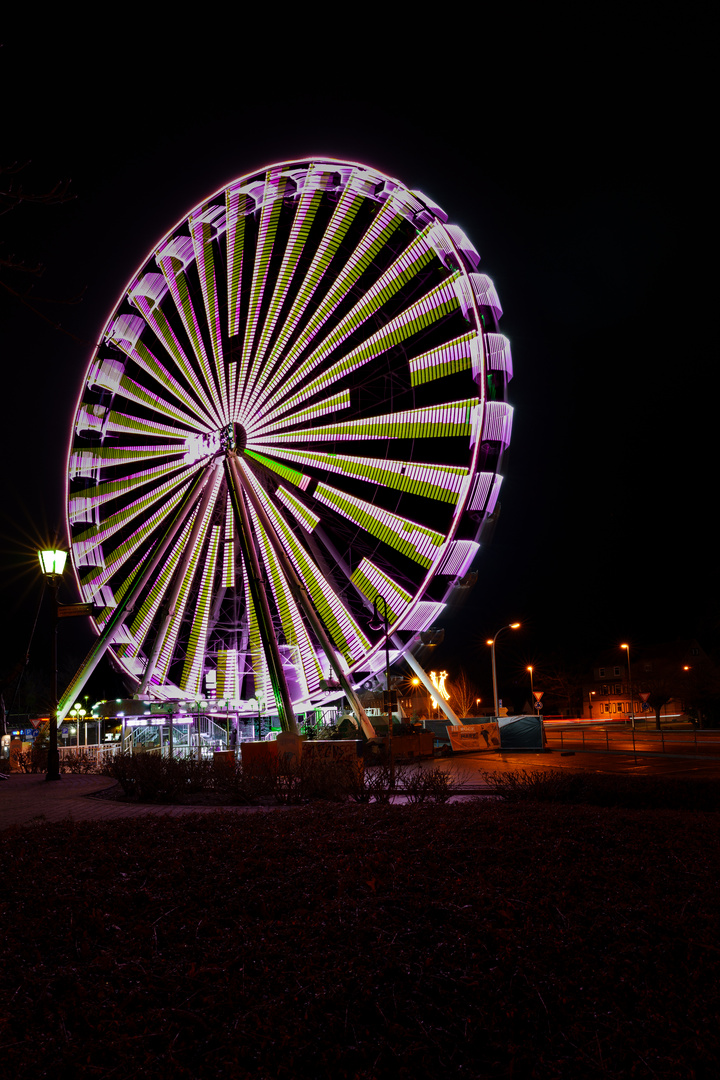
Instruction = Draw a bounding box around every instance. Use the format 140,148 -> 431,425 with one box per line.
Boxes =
533,691 -> 544,701
639,692 -> 651,702
446,722 -> 501,752
58,603 -> 94,619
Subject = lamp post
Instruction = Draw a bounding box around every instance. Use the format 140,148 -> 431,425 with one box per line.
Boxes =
588,689 -> 596,719
487,623 -> 520,718
370,596 -> 393,785
620,643 -> 635,730
38,549 -> 68,782
526,665 -> 534,711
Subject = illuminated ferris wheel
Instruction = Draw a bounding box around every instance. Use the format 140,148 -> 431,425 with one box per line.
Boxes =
64,159 -> 513,731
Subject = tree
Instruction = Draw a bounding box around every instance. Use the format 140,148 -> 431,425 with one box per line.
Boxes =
450,671 -> 482,718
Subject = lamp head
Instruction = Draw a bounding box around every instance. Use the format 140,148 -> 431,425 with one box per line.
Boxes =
38,549 -> 67,579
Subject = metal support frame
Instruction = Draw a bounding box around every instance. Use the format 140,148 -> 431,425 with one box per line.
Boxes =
58,464 -> 216,722
397,644 -> 461,725
235,456 -> 376,740
224,453 -> 298,734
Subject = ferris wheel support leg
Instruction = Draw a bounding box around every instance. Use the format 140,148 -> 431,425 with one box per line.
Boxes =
138,462 -> 222,696
394,644 -> 461,726
57,464 -> 216,723
236,457 -> 376,741
224,454 -> 298,735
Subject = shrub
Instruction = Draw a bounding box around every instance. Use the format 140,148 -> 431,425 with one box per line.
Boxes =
481,769 -> 720,811
62,752 -> 96,774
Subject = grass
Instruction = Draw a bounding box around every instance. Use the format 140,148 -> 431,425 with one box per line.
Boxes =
1,796 -> 719,1078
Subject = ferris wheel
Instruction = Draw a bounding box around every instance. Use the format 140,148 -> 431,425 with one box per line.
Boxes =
62,159 -> 513,731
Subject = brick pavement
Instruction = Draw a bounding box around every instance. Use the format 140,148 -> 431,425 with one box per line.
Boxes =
0,774 -> 272,830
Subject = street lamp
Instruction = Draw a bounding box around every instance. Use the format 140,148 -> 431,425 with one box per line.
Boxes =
588,689 -> 596,719
526,665 -> 534,710
620,643 -> 635,730
370,596 -> 394,785
486,623 -> 520,718
38,548 -> 68,782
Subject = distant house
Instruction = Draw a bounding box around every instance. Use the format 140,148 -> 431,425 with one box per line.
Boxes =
582,640 -> 708,723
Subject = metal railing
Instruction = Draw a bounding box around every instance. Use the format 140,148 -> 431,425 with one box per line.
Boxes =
545,725 -> 720,762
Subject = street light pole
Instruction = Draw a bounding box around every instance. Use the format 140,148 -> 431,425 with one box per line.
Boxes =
371,597 -> 394,786
38,549 -> 67,782
620,643 -> 635,730
527,665 -> 534,711
487,623 -> 521,718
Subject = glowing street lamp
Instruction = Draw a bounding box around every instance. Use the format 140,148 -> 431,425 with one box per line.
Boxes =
487,623 -> 521,718
526,665 -> 534,707
620,643 -> 635,730
38,548 -> 68,782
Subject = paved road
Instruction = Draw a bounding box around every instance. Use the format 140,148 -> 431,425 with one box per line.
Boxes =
4,745 -> 720,830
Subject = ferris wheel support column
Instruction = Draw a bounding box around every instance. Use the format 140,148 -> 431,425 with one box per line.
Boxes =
236,457 -> 376,741
137,461 -> 223,696
224,453 -> 298,735
395,644 -> 461,726
58,464 -> 218,722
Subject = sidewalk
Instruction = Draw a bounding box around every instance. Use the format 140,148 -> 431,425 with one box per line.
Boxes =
0,774 -> 274,830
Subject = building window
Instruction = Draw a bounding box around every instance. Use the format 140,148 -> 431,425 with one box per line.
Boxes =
599,668 -> 606,677
613,667 -> 621,676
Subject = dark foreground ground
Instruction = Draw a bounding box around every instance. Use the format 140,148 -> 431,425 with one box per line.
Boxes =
2,799 -> 719,1079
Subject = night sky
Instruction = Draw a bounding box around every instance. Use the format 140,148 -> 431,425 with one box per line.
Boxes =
1,20 -> 713,708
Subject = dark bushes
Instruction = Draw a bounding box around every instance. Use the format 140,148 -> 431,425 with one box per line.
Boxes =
482,769 -> 720,810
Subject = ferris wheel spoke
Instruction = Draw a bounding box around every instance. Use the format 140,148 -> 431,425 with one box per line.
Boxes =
349,558 -> 413,624
128,274 -> 225,427
179,525 -> 221,696
407,330 -> 482,387
249,389 -> 351,442
313,483 -> 446,569
247,166 -> 332,387
116,513 -> 200,661
261,277 -> 465,425
242,563 -> 272,709
254,228 -> 438,420
241,462 -> 370,666
236,168 -> 293,416
255,179 -> 367,384
222,494 -> 235,588
189,207 -> 230,425
226,184 -> 250,339
253,515 -> 323,698
72,462 -> 207,567
155,240 -> 228,424
247,198 -> 406,417
256,399 -> 479,446
68,459 -> 204,525
78,481 -> 197,601
106,315 -> 220,430
149,470 -> 224,687
255,447 -> 468,504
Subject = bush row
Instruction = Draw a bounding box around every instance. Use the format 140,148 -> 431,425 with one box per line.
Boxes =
482,769 -> 720,810
100,751 -> 457,805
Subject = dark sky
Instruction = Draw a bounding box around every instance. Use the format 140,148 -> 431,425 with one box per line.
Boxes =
1,19 -> 714,704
